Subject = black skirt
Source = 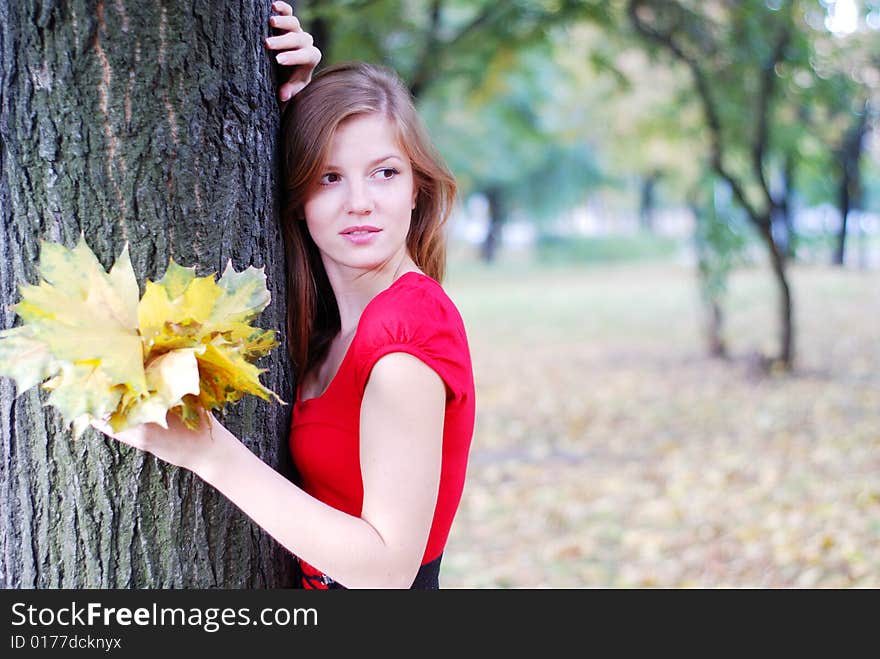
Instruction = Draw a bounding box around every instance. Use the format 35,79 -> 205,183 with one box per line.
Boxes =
295,553 -> 442,589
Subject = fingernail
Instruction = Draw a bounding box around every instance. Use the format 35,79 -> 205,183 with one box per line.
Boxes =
282,92 -> 290,101
276,53 -> 285,64
269,17 -> 276,26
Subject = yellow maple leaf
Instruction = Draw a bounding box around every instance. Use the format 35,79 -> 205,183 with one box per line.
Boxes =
137,260 -> 222,352
0,326 -> 61,393
134,257 -> 283,429
0,237 -> 284,438
196,339 -> 283,410
41,361 -> 125,429
120,347 -> 204,429
0,236 -> 146,437
15,238 -> 146,393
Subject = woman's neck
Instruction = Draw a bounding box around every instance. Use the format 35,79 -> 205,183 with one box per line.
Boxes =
323,255 -> 421,334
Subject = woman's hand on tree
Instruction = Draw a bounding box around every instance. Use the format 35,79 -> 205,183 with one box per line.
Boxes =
265,1 -> 322,102
90,407 -> 228,475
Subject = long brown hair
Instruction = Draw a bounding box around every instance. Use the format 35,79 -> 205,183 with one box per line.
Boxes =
280,61 -> 457,380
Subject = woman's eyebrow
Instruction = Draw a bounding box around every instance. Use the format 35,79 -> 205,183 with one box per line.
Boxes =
323,154 -> 402,169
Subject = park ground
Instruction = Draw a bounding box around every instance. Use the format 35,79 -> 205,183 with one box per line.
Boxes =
438,246 -> 880,587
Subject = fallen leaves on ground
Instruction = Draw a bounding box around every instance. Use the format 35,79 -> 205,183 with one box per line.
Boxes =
442,261 -> 880,587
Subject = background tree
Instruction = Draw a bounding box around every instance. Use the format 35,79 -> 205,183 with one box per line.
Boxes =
626,0 -> 806,370
791,4 -> 880,266
302,0 -> 608,97
549,18 -> 747,355
0,1 -> 295,587
688,175 -> 752,358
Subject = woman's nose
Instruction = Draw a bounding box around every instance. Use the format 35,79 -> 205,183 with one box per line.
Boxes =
345,181 -> 374,214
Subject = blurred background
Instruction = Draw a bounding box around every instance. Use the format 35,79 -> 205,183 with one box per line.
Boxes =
298,0 -> 880,587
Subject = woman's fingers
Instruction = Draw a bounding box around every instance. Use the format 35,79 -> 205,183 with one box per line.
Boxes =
269,14 -> 301,32
275,43 -> 318,65
90,417 -> 114,436
264,30 -> 312,52
265,4 -> 320,102
89,418 -> 144,449
272,1 -> 294,17
278,47 -> 321,99
279,80 -> 307,101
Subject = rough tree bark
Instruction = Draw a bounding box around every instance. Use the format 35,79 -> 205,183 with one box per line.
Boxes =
0,1 -> 297,587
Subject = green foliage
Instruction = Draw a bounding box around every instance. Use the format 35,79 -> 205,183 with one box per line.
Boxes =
864,155 -> 880,212
304,0 -> 610,96
534,232 -> 683,265
419,37 -> 606,222
298,0 -> 879,267
624,0 -> 880,224
691,178 -> 751,303
302,0 -> 612,225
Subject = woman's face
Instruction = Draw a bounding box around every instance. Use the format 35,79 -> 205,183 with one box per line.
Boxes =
303,113 -> 417,279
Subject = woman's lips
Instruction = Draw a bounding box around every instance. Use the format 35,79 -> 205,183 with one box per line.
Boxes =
340,226 -> 382,245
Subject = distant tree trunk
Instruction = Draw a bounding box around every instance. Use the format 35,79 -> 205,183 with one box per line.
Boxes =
639,170 -> 661,232
408,0 -> 442,99
833,103 -> 868,266
771,155 -> 796,260
757,218 -> 794,368
0,1 -> 296,588
481,187 -> 506,263
688,194 -> 726,358
309,15 -> 331,60
705,301 -> 726,358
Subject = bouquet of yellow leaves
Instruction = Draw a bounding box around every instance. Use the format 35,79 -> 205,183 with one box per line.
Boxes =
0,236 -> 285,439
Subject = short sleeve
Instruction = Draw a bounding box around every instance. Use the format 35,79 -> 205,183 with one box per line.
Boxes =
353,282 -> 471,404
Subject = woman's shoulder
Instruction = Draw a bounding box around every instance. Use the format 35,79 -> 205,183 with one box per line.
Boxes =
354,271 -> 473,399
354,271 -> 468,353
365,271 -> 464,332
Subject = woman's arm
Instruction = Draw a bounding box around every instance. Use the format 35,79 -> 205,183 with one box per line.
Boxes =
93,352 -> 445,589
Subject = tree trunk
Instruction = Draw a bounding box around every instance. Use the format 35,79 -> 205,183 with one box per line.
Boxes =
639,170 -> 661,232
309,15 -> 331,61
481,187 -> 505,263
0,1 -> 296,588
774,155 -> 796,260
835,164 -> 852,267
706,300 -> 726,358
688,195 -> 726,359
833,104 -> 868,267
757,220 -> 794,368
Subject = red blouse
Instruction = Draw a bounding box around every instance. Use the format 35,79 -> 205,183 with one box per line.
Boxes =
288,271 -> 476,587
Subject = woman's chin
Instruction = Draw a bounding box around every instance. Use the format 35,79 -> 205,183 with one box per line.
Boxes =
324,253 -> 396,275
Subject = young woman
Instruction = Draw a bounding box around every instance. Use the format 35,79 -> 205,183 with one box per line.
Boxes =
92,1 -> 475,590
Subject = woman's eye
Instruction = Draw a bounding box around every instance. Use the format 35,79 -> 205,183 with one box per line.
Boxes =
319,169 -> 398,185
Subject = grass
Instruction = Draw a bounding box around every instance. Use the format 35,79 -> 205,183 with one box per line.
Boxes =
438,246 -> 880,588
533,232 -> 685,265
